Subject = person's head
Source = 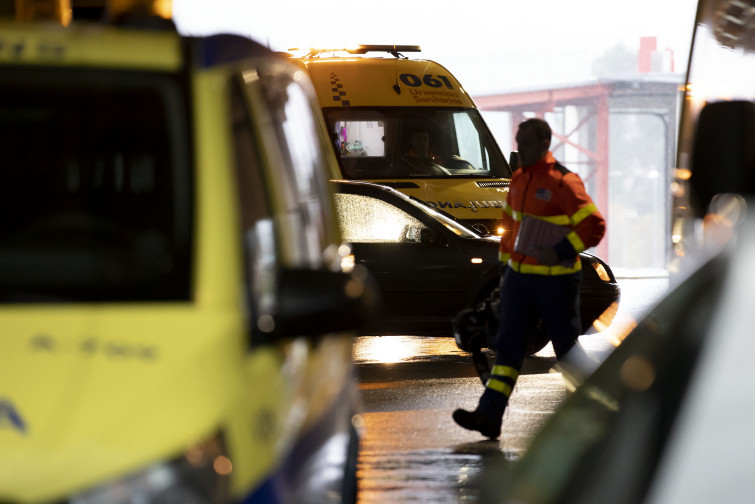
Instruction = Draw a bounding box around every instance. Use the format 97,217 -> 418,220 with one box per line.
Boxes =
515,118 -> 551,167
407,128 -> 431,158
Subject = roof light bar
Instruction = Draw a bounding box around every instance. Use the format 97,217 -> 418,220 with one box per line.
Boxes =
295,45 -> 422,59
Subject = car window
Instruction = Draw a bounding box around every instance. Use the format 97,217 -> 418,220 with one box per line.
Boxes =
334,193 -> 426,243
0,68 -> 192,302
324,106 -> 511,179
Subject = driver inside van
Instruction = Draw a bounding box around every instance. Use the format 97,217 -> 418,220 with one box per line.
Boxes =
400,127 -> 449,176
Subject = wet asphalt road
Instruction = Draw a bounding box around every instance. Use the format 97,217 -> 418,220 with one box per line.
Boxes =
352,276 -> 670,503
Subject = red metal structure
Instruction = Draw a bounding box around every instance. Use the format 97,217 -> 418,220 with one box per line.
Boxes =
474,77 -> 681,263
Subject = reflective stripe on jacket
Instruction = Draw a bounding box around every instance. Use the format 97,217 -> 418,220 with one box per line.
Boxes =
499,152 -> 605,275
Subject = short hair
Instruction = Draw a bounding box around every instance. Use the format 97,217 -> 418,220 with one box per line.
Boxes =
518,118 -> 552,144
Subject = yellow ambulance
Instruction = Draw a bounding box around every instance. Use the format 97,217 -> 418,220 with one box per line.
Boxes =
0,2 -> 375,503
294,45 -> 513,235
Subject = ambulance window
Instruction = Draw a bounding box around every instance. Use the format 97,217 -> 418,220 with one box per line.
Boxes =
454,112 -> 484,169
0,69 -> 192,302
334,120 -> 386,157
334,193 -> 426,243
254,64 -> 338,268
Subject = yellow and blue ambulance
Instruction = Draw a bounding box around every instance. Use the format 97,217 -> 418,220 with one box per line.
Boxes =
293,45 -> 513,236
0,1 -> 375,502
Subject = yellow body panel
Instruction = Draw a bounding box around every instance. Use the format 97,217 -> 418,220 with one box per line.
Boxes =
0,305 -> 245,502
377,178 -> 508,221
0,21 -> 182,70
302,58 -> 475,109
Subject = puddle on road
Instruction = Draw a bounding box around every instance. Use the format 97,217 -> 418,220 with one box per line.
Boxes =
357,448 -> 513,504
353,335 -> 468,365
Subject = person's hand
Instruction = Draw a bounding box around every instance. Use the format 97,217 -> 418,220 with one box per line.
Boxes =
535,246 -> 559,266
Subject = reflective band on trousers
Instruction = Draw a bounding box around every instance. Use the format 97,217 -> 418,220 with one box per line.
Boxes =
507,258 -> 582,275
486,378 -> 513,397
491,365 -> 519,380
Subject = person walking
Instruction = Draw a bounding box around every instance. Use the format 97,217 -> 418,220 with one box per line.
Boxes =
452,118 -> 605,439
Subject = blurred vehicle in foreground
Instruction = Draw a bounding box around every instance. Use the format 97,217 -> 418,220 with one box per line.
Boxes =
670,0 -> 755,260
480,202 -> 752,504
332,180 -> 619,353
479,0 -> 755,501
0,3 -> 375,503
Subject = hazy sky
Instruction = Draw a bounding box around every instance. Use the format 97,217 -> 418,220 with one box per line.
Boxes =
173,0 -> 699,95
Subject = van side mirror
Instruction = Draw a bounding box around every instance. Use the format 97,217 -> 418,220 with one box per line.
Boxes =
265,266 -> 380,340
509,151 -> 519,173
690,101 -> 755,218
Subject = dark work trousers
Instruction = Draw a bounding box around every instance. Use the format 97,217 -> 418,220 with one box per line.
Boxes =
476,267 -> 583,420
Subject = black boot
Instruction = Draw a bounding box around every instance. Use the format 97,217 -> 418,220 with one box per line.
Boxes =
453,387 -> 508,439
452,408 -> 501,439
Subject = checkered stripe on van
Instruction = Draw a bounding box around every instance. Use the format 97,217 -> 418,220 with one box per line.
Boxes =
329,73 -> 350,106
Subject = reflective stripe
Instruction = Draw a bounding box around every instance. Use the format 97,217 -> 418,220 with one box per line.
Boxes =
532,213 -> 570,226
570,203 -> 598,226
567,230 -> 585,253
507,258 -> 582,275
499,251 -> 510,263
515,211 -> 569,225
491,365 -> 519,380
486,378 -> 513,397
502,201 -> 513,217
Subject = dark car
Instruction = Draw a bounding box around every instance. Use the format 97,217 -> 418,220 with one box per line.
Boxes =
332,180 -> 620,351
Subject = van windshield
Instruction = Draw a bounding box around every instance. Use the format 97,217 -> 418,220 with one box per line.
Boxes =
0,69 -> 192,302
324,107 -> 511,180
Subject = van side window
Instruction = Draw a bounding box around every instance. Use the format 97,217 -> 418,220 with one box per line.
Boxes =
230,77 -> 278,335
254,64 -> 338,268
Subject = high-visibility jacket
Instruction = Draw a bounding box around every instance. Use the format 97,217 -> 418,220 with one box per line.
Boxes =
500,152 -> 605,275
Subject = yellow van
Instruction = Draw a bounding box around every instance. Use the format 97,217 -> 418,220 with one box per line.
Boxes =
0,4 -> 374,503
294,45 -> 513,235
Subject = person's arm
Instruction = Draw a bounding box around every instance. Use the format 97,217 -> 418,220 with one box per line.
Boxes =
553,173 -> 605,261
499,195 -> 515,272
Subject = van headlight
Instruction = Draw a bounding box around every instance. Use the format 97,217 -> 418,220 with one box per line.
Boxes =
70,435 -> 231,504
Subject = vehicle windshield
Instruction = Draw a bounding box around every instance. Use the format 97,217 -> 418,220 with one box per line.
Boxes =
324,106 -> 511,180
0,69 -> 192,302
